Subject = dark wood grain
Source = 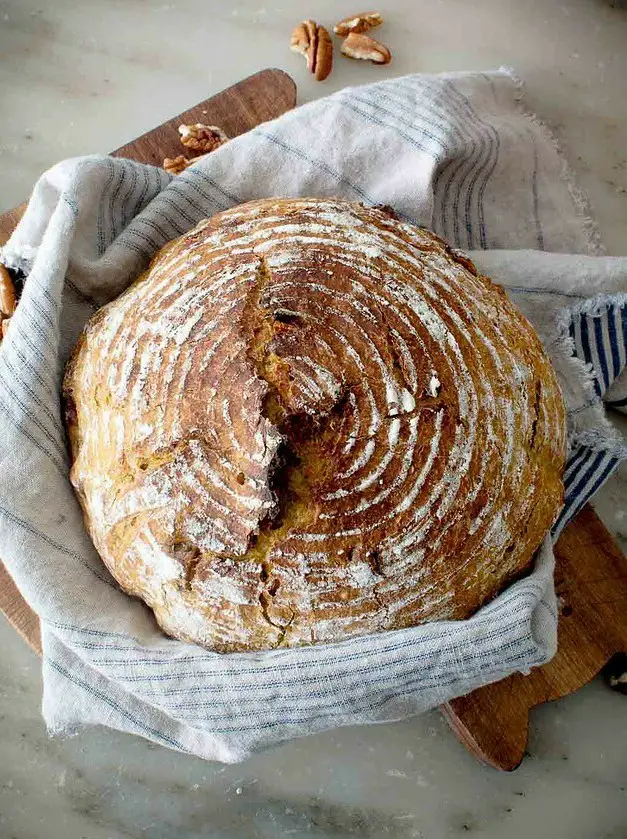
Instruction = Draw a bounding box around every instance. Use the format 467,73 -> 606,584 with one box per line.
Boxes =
0,69 -> 297,652
112,67 -> 296,167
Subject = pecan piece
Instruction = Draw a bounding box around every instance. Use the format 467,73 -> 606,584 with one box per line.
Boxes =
341,31 -> 391,64
334,11 -> 383,37
178,123 -> 228,153
163,154 -> 207,175
290,20 -> 333,81
0,264 -> 16,317
1,317 -> 10,340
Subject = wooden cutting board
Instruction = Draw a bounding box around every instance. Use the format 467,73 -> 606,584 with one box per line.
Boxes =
0,68 -> 625,771
442,504 -> 627,769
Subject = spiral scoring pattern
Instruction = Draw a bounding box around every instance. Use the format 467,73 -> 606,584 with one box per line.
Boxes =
64,199 -> 566,652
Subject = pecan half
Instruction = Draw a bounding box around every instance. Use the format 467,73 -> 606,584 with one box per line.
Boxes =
340,31 -> 391,64
178,123 -> 228,153
290,20 -> 333,81
0,264 -> 16,317
334,11 -> 383,37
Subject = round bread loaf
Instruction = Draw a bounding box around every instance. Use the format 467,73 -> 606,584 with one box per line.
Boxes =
63,198 -> 566,652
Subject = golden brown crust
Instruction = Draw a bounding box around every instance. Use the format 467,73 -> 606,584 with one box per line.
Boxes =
64,198 -> 567,653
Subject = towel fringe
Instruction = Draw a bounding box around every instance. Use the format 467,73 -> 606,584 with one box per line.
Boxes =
499,66 -> 605,258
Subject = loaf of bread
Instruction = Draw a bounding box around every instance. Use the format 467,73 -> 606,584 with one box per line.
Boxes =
63,198 -> 567,652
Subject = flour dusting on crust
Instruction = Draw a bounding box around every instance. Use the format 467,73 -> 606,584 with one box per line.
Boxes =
63,198 -> 567,652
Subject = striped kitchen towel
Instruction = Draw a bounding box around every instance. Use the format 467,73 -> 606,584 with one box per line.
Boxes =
0,69 -> 625,762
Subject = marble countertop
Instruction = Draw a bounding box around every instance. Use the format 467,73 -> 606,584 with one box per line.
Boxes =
0,0 -> 626,837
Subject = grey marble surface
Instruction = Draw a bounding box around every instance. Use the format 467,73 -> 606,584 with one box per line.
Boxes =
1,0 -> 627,255
1,0 -> 626,836
1,618 -> 626,839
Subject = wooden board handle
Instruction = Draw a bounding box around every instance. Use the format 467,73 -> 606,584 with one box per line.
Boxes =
442,504 -> 627,770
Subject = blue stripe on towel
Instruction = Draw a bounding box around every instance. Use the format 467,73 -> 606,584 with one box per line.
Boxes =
568,303 -> 626,408
592,315 -> 610,389
607,304 -> 621,380
553,449 -> 619,536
